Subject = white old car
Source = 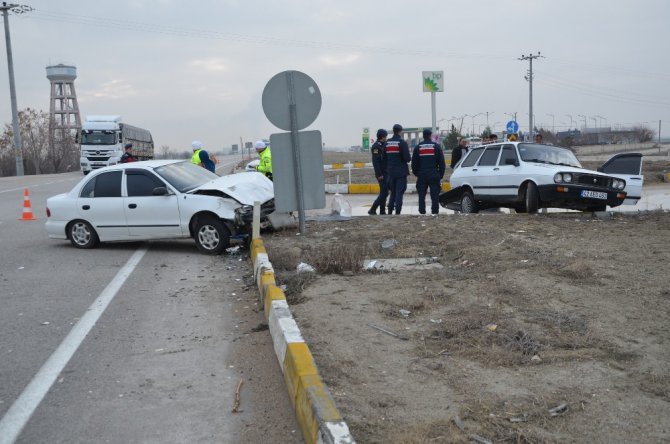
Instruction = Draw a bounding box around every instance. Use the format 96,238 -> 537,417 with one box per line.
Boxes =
441,142 -> 643,213
45,160 -> 276,254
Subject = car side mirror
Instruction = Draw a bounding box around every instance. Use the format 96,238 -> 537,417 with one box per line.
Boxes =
505,158 -> 519,167
152,186 -> 170,196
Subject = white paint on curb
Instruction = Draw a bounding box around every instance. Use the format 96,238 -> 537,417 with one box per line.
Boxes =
268,300 -> 304,369
319,422 -> 356,444
253,252 -> 273,287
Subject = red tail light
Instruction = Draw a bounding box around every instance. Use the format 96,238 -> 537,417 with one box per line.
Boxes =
46,207 -> 51,217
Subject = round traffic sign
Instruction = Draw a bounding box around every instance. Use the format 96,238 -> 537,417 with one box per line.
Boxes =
506,120 -> 519,133
262,71 -> 322,131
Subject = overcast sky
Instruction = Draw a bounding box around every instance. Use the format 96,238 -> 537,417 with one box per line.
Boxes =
1,0 -> 669,150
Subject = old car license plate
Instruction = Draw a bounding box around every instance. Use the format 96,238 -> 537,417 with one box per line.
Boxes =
581,190 -> 607,200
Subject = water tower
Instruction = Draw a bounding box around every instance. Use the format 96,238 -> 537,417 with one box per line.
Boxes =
46,64 -> 81,153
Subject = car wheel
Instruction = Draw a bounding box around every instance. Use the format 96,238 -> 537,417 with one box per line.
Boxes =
68,220 -> 99,249
460,190 -> 478,214
525,182 -> 540,214
194,217 -> 230,255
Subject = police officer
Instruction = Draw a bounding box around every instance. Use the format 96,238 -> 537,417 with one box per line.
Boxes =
255,140 -> 272,180
368,129 -> 389,215
411,128 -> 446,215
385,124 -> 411,215
120,143 -> 136,163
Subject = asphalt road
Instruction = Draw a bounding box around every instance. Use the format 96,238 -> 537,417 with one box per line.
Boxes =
0,157 -> 302,444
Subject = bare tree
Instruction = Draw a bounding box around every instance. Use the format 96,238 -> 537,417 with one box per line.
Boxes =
18,108 -> 50,174
0,128 -> 15,176
632,124 -> 654,143
159,144 -> 173,159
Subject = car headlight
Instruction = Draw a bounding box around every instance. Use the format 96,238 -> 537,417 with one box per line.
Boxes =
613,179 -> 625,190
235,205 -> 253,215
554,173 -> 572,184
554,173 -> 563,183
562,173 -> 572,183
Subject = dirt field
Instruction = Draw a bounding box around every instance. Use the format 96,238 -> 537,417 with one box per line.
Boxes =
262,211 -> 670,443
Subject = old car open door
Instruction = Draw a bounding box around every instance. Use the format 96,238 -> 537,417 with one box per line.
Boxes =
598,153 -> 643,205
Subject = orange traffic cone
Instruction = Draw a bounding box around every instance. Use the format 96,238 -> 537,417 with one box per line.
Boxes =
19,188 -> 37,221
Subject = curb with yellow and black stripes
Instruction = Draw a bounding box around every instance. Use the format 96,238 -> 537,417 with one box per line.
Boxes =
250,239 -> 355,444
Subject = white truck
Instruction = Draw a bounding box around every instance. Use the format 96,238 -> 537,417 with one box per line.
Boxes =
79,115 -> 154,174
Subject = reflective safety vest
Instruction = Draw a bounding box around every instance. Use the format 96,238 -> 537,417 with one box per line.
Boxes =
257,148 -> 272,176
191,149 -> 202,165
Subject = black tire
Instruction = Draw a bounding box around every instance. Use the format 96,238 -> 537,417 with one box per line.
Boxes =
194,217 -> 230,255
460,190 -> 478,214
525,182 -> 540,214
68,220 -> 99,249
513,206 -> 526,214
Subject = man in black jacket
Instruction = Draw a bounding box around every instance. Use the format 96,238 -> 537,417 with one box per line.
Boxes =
412,128 -> 446,214
450,138 -> 468,169
368,129 -> 389,215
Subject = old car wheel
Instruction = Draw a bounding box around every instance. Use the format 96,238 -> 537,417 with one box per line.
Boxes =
525,182 -> 540,214
460,191 -> 478,214
68,220 -> 99,249
194,217 -> 230,255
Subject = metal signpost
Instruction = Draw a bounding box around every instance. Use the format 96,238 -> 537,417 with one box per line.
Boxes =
422,71 -> 444,135
262,70 -> 324,234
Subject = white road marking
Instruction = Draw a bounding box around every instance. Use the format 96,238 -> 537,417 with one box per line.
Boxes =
0,247 -> 148,444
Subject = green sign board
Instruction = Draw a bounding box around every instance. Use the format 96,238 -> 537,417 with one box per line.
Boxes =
362,127 -> 370,151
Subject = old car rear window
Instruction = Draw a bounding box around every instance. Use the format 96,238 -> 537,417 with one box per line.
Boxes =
460,148 -> 484,168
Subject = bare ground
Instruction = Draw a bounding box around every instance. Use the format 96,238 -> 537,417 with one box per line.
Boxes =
263,211 -> 670,443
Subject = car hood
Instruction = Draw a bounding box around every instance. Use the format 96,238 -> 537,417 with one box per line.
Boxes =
190,171 -> 274,205
527,163 -> 607,176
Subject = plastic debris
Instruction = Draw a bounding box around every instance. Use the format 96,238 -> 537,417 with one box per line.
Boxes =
486,323 -> 498,331
398,309 -> 411,318
330,193 -> 352,217
365,260 -> 378,270
381,239 -> 397,250
297,262 -> 316,273
548,403 -> 568,417
430,319 -> 443,324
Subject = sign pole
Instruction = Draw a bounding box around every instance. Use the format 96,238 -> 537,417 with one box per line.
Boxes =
286,72 -> 306,234
431,91 -> 437,135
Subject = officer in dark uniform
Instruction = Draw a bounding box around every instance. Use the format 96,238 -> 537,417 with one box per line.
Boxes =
368,129 -> 389,215
120,143 -> 137,163
411,128 -> 446,214
385,124 -> 411,215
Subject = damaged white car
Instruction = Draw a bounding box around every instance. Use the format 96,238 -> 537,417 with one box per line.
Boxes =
45,160 -> 281,254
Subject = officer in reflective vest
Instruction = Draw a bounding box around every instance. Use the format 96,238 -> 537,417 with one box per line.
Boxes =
255,140 -> 272,180
411,128 -> 446,214
191,140 -> 204,166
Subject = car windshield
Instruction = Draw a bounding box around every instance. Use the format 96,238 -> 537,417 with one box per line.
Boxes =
517,143 -> 582,168
154,161 -> 219,192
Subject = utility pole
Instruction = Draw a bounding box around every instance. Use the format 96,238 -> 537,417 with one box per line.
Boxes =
1,2 -> 32,176
519,52 -> 543,140
659,120 -> 662,153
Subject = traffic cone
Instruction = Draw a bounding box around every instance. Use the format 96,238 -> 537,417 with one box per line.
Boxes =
19,188 -> 37,221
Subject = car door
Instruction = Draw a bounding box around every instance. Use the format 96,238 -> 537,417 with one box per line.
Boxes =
454,147 -> 485,190
471,145 -> 501,201
123,169 -> 184,238
598,153 -> 644,205
488,144 -> 521,201
77,170 -> 128,240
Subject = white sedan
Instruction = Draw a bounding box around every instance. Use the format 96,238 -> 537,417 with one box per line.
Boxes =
46,160 -> 276,254
441,142 -> 643,213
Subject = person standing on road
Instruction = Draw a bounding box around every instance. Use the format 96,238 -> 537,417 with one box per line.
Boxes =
368,129 -> 389,215
412,128 -> 446,215
450,137 -> 469,169
385,124 -> 411,215
191,141 -> 218,173
255,140 -> 273,180
120,143 -> 137,163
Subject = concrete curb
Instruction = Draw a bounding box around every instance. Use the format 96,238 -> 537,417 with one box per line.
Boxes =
250,239 -> 355,444
325,183 -> 451,194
